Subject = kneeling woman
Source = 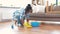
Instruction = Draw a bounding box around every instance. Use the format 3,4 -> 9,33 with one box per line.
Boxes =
13,4 -> 32,27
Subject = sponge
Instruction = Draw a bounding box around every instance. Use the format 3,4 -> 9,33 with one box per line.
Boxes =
24,22 -> 32,28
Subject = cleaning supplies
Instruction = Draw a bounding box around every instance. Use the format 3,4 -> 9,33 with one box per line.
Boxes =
24,19 -> 32,28
31,21 -> 40,27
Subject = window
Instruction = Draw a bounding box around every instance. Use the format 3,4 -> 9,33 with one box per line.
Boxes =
48,0 -> 56,6
58,0 -> 60,5
44,0 -> 56,6
56,0 -> 60,5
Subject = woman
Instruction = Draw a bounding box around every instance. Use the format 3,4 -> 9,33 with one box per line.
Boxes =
20,4 -> 32,27
13,4 -> 32,27
25,4 -> 32,22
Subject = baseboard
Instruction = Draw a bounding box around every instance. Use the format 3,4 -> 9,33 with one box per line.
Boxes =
0,19 -> 12,22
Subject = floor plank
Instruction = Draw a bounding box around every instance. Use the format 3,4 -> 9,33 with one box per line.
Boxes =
0,22 -> 60,34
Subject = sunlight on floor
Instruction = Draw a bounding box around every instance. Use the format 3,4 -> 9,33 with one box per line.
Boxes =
0,22 -> 60,34
0,27 -> 15,34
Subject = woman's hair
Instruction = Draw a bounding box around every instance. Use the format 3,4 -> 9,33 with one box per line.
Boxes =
25,4 -> 32,14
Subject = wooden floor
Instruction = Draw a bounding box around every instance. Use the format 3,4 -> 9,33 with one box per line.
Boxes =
0,22 -> 60,34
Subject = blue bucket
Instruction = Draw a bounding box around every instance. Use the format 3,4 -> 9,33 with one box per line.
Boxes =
31,22 -> 40,27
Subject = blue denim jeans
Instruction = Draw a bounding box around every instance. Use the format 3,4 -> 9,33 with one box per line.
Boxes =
17,16 -> 23,26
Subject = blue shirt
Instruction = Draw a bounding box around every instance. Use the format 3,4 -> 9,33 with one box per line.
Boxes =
13,8 -> 30,20
13,8 -> 25,20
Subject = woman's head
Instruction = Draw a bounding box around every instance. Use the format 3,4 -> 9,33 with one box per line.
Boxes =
28,4 -> 31,7
25,4 -> 32,14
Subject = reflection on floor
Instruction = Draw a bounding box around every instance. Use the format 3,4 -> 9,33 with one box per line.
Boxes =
0,22 -> 60,34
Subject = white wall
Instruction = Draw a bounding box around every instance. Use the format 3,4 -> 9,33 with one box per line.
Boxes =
0,0 -> 32,8
0,8 -> 17,19
0,0 -> 32,19
0,10 -> 2,21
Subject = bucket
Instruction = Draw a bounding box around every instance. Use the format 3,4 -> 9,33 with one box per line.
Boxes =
31,21 -> 40,27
